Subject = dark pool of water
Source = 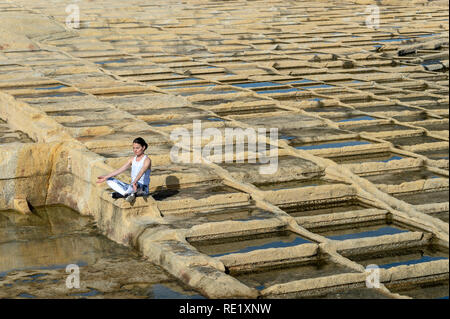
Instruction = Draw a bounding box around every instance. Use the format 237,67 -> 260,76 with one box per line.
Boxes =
69,288 -> 103,297
385,134 -> 445,147
428,211 -> 449,223
149,284 -> 205,299
214,106 -> 284,116
256,88 -> 300,94
327,152 -> 407,164
253,178 -> 342,191
393,190 -> 449,205
303,106 -> 353,113
280,200 -> 372,218
314,287 -> 393,299
301,84 -> 335,90
283,79 -> 316,85
14,91 -> 86,99
152,181 -> 242,201
348,123 -> 414,133
165,77 -> 200,82
393,113 -> 433,122
376,38 -> 411,42
180,89 -> 238,96
313,223 -> 410,241
163,84 -> 215,90
388,280 -> 449,299
0,206 -> 120,273
35,84 -> 67,90
94,58 -> 129,65
0,205 -> 205,299
415,122 -> 449,132
362,169 -> 446,185
356,104 -> 419,113
147,115 -> 225,127
414,148 -> 449,160
348,245 -> 448,269
233,259 -> 356,291
336,116 -> 376,123
294,139 -> 372,151
398,96 -> 440,103
189,231 -> 312,258
231,82 -> 281,89
165,204 -> 274,229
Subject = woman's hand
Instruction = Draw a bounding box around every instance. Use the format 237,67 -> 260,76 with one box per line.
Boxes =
132,182 -> 138,192
97,176 -> 107,184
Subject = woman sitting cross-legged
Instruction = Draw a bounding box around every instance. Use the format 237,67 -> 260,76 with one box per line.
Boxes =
96,137 -> 151,203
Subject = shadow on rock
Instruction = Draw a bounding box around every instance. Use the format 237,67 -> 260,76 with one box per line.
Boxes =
151,176 -> 180,201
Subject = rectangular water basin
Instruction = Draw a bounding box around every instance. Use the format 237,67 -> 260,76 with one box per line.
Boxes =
214,106 -> 286,117
180,88 -> 239,96
393,113 -> 435,122
398,96 -> 440,103
230,82 -> 283,89
293,139 -> 373,151
348,123 -> 417,133
303,106 -> 354,113
355,104 -> 420,113
146,115 -> 226,127
428,211 -> 449,223
334,115 -> 378,123
152,181 -> 243,201
253,178 -> 344,191
233,259 -> 357,291
420,102 -> 449,111
164,204 -> 275,229
13,91 -> 86,99
279,199 -> 373,218
384,134 -> 446,147
388,279 -> 449,299
189,231 -> 312,258
348,245 -> 448,269
0,205 -> 206,299
362,168 -> 446,185
392,190 -> 449,205
278,127 -> 354,145
313,287 -> 393,299
414,148 -> 449,160
326,151 -> 410,164
414,122 -> 449,132
0,205 -> 132,274
256,88 -> 301,95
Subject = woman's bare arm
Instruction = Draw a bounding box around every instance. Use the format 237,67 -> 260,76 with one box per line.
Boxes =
96,158 -> 132,183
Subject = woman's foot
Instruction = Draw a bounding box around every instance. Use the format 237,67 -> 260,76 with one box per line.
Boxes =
125,193 -> 136,203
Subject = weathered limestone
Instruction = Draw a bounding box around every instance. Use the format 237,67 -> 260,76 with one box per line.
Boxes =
0,142 -> 56,209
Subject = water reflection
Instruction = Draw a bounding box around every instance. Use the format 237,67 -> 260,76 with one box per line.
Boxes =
0,205 -> 205,299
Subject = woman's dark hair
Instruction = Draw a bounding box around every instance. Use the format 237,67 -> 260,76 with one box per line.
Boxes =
133,137 -> 148,151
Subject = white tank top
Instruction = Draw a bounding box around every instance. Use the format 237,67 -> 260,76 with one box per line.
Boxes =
131,155 -> 151,186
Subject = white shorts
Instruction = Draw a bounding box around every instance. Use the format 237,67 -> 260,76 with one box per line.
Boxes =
106,177 -> 149,196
